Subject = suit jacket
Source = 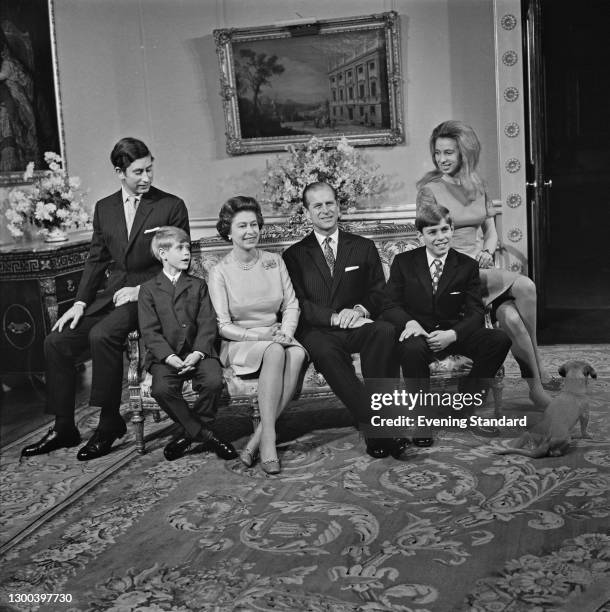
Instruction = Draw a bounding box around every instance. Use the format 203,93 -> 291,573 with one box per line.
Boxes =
138,272 -> 219,365
382,246 -> 484,341
283,230 -> 386,332
76,186 -> 190,315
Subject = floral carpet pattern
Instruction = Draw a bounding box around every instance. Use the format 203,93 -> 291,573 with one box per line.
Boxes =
0,346 -> 609,611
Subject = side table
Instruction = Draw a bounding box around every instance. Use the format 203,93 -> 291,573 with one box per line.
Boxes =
0,232 -> 91,376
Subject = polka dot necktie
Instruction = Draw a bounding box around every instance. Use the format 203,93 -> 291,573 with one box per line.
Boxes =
431,258 -> 443,294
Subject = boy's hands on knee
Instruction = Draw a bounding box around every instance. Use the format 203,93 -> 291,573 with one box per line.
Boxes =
426,329 -> 456,353
165,354 -> 185,370
178,352 -> 202,375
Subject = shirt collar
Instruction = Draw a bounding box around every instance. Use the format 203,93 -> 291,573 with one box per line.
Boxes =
313,228 -> 339,248
163,270 -> 181,283
426,249 -> 448,269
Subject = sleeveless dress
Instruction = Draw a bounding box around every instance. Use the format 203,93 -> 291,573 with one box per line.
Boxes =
208,250 -> 306,375
417,178 -> 519,305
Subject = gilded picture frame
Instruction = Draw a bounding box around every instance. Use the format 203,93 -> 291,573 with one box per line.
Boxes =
214,11 -> 404,155
0,0 -> 66,185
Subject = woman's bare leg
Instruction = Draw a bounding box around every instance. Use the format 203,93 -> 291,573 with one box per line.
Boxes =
254,343 -> 285,462
495,301 -> 551,408
245,346 -> 306,455
276,346 -> 307,416
507,276 -> 551,383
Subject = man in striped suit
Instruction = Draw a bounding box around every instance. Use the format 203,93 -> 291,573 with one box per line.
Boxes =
283,182 -> 399,459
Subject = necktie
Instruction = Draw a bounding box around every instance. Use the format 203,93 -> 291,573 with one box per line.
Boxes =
431,259 -> 443,294
125,196 -> 139,235
323,236 -> 335,275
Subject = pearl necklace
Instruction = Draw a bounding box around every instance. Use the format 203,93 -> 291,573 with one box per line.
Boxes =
232,249 -> 259,270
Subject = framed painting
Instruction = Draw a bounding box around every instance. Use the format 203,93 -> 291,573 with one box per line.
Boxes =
0,0 -> 65,185
214,11 -> 404,155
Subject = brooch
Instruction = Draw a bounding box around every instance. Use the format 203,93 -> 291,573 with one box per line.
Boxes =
262,259 -> 278,270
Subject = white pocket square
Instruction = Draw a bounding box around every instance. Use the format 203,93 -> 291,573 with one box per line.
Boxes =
449,291 -> 461,295
345,266 -> 359,272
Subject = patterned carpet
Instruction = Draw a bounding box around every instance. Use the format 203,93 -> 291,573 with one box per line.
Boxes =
1,345 -> 609,611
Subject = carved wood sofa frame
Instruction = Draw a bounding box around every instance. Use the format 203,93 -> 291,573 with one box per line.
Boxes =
127,219 -> 504,453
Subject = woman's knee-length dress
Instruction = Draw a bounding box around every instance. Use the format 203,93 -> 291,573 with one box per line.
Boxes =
208,250 -> 305,375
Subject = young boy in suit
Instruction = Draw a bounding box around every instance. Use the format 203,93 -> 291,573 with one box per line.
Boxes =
383,204 -> 511,435
138,226 -> 237,461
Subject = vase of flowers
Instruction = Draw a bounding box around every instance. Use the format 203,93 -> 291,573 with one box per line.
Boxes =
5,152 -> 91,242
261,137 -> 383,223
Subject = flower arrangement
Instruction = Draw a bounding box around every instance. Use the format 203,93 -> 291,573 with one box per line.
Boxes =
262,137 -> 383,217
6,152 -> 91,239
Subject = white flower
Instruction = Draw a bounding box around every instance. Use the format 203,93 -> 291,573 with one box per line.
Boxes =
5,152 -> 92,239
261,136 -> 382,215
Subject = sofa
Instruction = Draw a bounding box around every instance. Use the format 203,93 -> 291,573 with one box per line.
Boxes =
127,217 -> 503,453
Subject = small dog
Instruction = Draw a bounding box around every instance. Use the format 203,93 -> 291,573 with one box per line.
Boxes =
496,360 -> 596,458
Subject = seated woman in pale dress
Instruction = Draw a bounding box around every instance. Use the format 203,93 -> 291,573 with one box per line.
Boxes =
208,196 -> 307,474
416,120 -> 552,408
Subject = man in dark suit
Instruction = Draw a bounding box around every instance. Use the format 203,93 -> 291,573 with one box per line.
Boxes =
283,181 -> 398,459
22,137 -> 190,461
138,226 -> 237,462
383,203 -> 511,435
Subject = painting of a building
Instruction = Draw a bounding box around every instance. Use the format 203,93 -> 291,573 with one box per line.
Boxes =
328,39 -> 390,129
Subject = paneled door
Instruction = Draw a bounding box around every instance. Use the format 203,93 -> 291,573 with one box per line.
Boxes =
523,0 -> 610,342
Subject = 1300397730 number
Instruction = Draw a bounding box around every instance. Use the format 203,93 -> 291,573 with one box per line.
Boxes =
8,594 -> 73,604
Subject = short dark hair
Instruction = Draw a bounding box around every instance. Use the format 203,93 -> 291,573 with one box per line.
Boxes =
110,137 -> 153,171
216,196 -> 264,241
151,226 -> 190,261
302,181 -> 336,209
415,203 -> 453,232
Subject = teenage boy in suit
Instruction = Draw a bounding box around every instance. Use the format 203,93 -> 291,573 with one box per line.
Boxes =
383,203 -> 511,437
283,181 -> 399,459
22,138 -> 190,461
138,226 -> 237,461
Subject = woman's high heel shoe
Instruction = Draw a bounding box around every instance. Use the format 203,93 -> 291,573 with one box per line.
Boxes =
261,457 -> 280,475
240,447 -> 258,468
239,437 -> 259,468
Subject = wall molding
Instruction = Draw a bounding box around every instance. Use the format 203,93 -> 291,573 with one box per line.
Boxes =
494,0 -> 528,274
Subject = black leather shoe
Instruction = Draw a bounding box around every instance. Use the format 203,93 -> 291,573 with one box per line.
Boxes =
21,428 -> 80,457
390,437 -> 410,459
163,436 -> 192,461
365,438 -> 390,459
413,437 -> 434,448
76,427 -> 126,461
205,434 -> 238,460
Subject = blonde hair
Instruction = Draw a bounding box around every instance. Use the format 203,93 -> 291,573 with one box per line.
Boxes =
416,120 -> 485,199
150,226 -> 190,261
